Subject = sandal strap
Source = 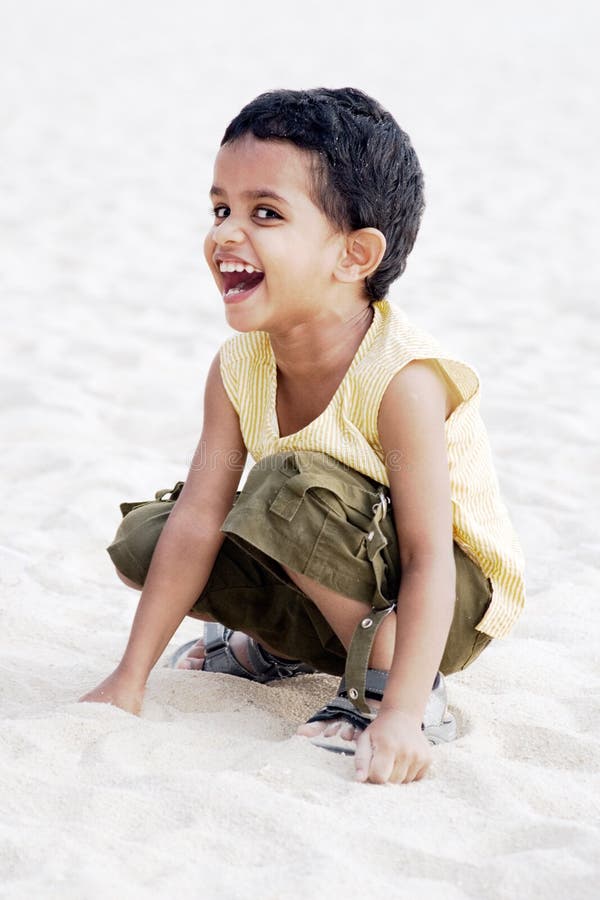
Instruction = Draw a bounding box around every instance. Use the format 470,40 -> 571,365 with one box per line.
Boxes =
306,696 -> 376,731
339,668 -> 388,701
305,668 -> 388,732
305,669 -> 449,738
203,623 -> 314,683
202,623 -> 257,679
247,640 -> 315,680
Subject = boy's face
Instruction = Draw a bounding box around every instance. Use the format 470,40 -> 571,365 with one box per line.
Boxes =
203,135 -> 347,333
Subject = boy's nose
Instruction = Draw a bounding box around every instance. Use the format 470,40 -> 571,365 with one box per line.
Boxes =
213,217 -> 245,245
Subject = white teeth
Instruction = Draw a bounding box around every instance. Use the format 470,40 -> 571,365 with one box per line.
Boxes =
218,261 -> 259,274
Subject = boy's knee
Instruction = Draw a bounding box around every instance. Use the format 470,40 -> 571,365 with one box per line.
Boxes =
106,500 -> 170,589
107,532 -> 148,588
115,567 -> 143,590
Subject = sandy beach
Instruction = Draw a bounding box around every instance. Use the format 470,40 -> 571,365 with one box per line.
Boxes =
1,1 -> 599,897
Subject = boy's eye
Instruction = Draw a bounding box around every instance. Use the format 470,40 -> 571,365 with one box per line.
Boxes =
255,207 -> 282,220
209,205 -> 282,222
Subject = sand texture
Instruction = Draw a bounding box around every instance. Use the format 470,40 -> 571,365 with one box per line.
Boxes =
1,1 -> 599,898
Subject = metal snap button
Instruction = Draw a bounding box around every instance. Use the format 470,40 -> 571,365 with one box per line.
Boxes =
361,618 -> 373,629
348,688 -> 358,700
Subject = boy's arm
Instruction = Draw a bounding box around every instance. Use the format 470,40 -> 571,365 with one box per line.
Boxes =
80,352 -> 247,713
354,359 -> 455,783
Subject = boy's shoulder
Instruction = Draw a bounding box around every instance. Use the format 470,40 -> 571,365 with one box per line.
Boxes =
359,299 -> 444,369
362,300 -> 480,408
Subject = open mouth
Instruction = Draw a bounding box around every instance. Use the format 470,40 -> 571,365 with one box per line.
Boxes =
221,268 -> 264,302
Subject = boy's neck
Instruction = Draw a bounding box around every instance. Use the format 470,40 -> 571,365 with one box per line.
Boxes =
269,301 -> 375,382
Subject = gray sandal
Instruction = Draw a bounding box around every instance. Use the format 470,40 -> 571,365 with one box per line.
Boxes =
168,622 -> 315,683
307,669 -> 456,754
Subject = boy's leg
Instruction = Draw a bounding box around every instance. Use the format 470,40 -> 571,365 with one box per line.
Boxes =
219,450 -> 493,735
105,482 -> 348,675
113,563 -> 299,668
278,567 -> 397,669
107,456 -> 491,695
280,555 -> 492,740
178,563 -> 395,680
275,567 -> 396,741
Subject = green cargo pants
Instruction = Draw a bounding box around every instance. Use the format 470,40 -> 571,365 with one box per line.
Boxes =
108,451 -> 492,712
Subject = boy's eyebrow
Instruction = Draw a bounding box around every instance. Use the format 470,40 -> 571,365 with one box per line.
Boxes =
210,185 -> 290,205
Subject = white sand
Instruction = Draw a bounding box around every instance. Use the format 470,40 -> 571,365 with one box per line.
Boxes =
1,1 -> 599,897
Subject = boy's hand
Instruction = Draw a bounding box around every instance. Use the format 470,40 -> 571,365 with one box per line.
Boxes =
79,668 -> 145,716
354,710 -> 432,784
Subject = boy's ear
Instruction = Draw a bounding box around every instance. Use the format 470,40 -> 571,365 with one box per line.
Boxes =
335,228 -> 387,285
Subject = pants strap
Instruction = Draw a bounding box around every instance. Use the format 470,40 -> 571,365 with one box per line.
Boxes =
266,452 -> 396,715
344,493 -> 396,714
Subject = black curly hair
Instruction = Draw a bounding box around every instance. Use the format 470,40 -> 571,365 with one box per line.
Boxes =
221,88 -> 425,301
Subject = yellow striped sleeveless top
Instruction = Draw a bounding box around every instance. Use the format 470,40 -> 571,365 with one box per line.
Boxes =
219,299 -> 525,638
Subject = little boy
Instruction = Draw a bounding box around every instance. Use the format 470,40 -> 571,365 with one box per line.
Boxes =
81,88 -> 525,785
